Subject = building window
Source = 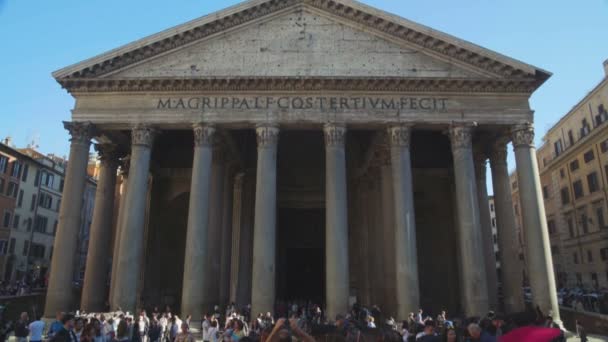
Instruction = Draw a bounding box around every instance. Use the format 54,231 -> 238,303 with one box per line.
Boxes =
9,238 -> 15,254
601,139 -> 608,153
12,215 -> 19,229
17,190 -> 23,207
38,193 -> 53,210
30,243 -> 45,259
587,172 -> 600,193
554,139 -> 564,157
21,164 -> 29,182
547,220 -> 556,235
576,273 -> 582,285
568,216 -> 575,238
22,240 -> 29,256
0,156 -> 8,173
491,217 -> 496,227
53,220 -> 58,235
493,234 -> 497,244
0,240 -> 7,255
10,162 -> 21,178
601,247 -> 608,261
560,168 -> 566,179
30,194 -> 36,211
490,203 -> 495,212
587,250 -> 593,263
568,130 -> 575,146
0,178 -> 4,193
581,119 -> 591,138
581,212 -> 589,234
573,180 -> 584,199
561,187 -> 570,205
6,182 -> 18,198
2,211 -> 11,228
597,207 -> 606,229
584,150 -> 595,163
514,204 -> 519,216
33,215 -> 48,234
570,159 -> 580,172
573,252 -> 579,264
543,186 -> 550,199
42,172 -> 54,188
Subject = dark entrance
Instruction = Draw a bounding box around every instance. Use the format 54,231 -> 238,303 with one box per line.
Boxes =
276,208 -> 325,304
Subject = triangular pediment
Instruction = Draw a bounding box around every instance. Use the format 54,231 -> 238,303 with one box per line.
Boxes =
53,0 -> 550,92
107,9 -> 482,79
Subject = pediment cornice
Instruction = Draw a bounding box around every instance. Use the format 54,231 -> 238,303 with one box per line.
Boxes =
60,76 -> 538,94
53,0 -> 550,91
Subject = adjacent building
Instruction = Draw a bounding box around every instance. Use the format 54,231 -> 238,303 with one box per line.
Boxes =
512,60 -> 608,290
0,139 -> 97,286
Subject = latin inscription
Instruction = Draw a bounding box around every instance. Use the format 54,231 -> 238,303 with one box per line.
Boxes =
157,96 -> 449,112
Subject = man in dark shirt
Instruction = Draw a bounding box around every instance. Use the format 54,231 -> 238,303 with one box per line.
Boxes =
418,320 -> 440,342
13,312 -> 29,342
50,313 -> 77,342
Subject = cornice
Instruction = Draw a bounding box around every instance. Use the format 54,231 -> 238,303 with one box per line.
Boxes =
54,0 -> 549,89
59,77 -> 538,94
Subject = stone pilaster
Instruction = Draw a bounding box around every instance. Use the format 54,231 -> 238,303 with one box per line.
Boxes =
448,124 -> 489,317
44,121 -> 95,317
81,144 -> 120,312
324,124 -> 350,320
474,152 -> 499,311
112,125 -> 156,312
489,139 -> 526,313
388,125 -> 420,319
181,124 -> 215,318
251,125 -> 279,316
512,123 -> 561,323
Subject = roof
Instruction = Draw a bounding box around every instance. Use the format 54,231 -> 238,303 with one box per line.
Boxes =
52,0 -> 551,91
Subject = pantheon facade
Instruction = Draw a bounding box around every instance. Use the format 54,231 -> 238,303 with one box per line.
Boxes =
45,0 -> 560,322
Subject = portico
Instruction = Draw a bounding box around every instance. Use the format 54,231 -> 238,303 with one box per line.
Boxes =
45,0 -> 558,322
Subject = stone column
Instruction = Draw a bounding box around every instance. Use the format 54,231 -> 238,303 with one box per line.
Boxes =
181,124 -> 215,319
44,122 -> 94,317
474,154 -> 499,311
448,124 -> 489,317
111,126 -> 156,312
489,140 -> 525,313
388,125 -> 420,320
109,157 -> 129,307
324,124 -> 350,320
81,144 -> 119,312
229,173 -> 245,304
205,147 -> 226,307
219,165 -> 234,308
251,125 -> 279,316
512,123 -> 561,322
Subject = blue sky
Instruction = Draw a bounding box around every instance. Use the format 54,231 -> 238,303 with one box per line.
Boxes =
0,0 -> 607,171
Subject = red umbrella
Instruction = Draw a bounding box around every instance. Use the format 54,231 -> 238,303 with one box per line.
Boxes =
501,326 -> 562,342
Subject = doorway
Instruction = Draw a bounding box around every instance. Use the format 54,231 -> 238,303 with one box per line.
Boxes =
276,208 -> 325,304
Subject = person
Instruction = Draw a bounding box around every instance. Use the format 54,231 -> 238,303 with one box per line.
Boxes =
148,318 -> 161,342
115,320 -> 130,342
576,320 -> 588,342
80,323 -> 96,342
14,312 -> 29,342
227,320 -> 245,341
367,316 -> 376,328
28,315 -> 45,342
400,321 -> 410,342
50,313 -> 78,342
266,318 -> 315,342
201,314 -> 211,342
465,323 -> 492,342
49,312 -> 66,338
92,320 -> 105,342
441,328 -> 458,342
417,320 -> 439,342
416,309 -> 424,326
174,323 -> 193,342
74,318 -> 85,342
207,321 -> 219,342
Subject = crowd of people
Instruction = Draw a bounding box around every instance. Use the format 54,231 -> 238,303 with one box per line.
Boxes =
0,301 -> 592,342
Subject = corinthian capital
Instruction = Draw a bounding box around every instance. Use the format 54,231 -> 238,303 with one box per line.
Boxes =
63,121 -> 95,145
448,124 -> 474,150
193,124 -> 215,147
256,124 -> 279,148
131,125 -> 156,147
388,125 -> 412,148
94,143 -> 120,167
324,124 -> 346,147
511,123 -> 535,148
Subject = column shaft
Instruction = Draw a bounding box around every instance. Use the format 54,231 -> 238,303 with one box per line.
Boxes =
44,122 -> 94,317
219,166 -> 234,307
181,125 -> 214,318
324,124 -> 350,320
251,125 -> 279,316
109,162 -> 128,308
512,124 -> 561,322
388,126 -> 420,319
475,156 -> 499,311
229,173 -> 245,304
81,144 -> 119,312
449,125 -> 490,317
205,153 -> 225,307
111,126 -> 155,312
489,141 -> 525,313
